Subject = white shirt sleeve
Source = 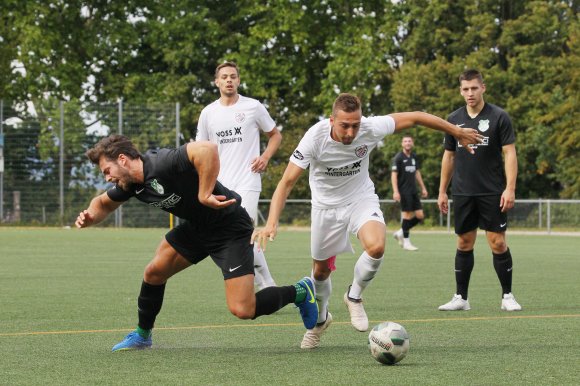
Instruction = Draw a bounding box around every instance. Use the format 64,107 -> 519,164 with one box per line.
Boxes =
195,109 -> 209,141
255,102 -> 276,133
365,115 -> 396,139
289,129 -> 314,170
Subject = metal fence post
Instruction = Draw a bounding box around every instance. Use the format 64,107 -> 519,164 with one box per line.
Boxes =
59,101 -> 64,224
547,199 -> 551,234
539,199 -> 542,229
116,98 -> 123,228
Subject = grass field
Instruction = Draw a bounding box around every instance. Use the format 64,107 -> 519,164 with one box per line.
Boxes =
1,227 -> 579,385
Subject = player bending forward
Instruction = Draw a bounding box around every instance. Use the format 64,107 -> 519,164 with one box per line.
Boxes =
254,93 -> 482,349
75,135 -> 318,352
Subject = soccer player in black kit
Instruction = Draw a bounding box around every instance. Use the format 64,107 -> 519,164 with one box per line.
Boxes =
437,69 -> 522,311
75,135 -> 318,351
391,135 -> 428,251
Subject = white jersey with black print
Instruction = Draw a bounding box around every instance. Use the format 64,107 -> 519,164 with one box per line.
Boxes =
290,115 -> 396,209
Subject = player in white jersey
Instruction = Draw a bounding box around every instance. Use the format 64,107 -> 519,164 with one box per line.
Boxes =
253,93 -> 482,349
196,62 -> 282,290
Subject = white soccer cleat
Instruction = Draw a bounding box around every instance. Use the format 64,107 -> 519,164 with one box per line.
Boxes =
300,312 -> 333,349
343,291 -> 369,331
501,293 -> 522,311
403,240 -> 419,251
438,294 -> 471,311
393,229 -> 404,248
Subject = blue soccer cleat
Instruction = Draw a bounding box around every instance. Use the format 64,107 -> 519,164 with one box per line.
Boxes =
295,277 -> 319,330
111,331 -> 152,352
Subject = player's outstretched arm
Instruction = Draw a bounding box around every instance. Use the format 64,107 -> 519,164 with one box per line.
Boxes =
390,112 -> 483,154
75,192 -> 121,228
187,141 -> 237,209
253,162 -> 303,251
437,150 -> 455,214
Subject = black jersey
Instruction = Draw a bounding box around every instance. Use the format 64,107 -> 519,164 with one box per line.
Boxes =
445,103 -> 515,196
391,151 -> 421,195
106,145 -> 242,228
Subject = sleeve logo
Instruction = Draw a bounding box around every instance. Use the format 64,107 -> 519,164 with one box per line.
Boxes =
293,149 -> 304,160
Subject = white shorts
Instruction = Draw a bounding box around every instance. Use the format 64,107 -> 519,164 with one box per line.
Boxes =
310,195 -> 385,261
237,190 -> 260,225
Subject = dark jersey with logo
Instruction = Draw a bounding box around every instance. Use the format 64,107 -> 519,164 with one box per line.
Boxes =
445,103 -> 515,196
391,151 -> 421,195
106,145 -> 242,228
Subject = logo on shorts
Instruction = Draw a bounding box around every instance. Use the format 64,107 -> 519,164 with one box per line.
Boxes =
293,149 -> 304,160
150,179 -> 164,194
235,112 -> 245,123
355,144 -> 368,158
478,119 -> 490,132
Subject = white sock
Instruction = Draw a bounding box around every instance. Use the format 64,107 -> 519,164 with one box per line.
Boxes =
349,251 -> 383,299
253,244 -> 276,287
313,276 -> 332,324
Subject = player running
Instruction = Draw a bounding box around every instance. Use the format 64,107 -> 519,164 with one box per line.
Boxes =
254,93 -> 482,349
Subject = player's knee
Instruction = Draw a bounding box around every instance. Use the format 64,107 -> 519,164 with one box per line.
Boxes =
366,244 -> 385,259
416,213 -> 425,221
490,239 -> 507,253
228,303 -> 255,319
143,262 -> 167,285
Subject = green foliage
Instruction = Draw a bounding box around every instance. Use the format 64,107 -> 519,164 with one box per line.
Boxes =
0,0 -> 577,198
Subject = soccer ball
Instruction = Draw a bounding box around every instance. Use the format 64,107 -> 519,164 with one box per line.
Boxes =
368,321 -> 410,365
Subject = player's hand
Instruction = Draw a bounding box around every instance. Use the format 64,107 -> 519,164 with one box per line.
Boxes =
393,192 -> 401,202
500,189 -> 515,213
250,156 -> 269,174
421,188 -> 428,198
251,223 -> 277,251
437,192 -> 449,214
456,128 -> 484,154
199,194 -> 237,209
75,209 -> 94,228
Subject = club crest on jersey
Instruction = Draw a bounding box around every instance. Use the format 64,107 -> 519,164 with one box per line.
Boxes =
151,179 -> 165,194
478,119 -> 490,132
293,149 -> 304,160
235,112 -> 246,123
355,144 -> 368,158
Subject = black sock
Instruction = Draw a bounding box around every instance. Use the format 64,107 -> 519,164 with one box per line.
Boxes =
137,281 -> 166,330
402,218 -> 421,238
493,248 -> 513,295
455,249 -> 474,300
253,285 -> 296,319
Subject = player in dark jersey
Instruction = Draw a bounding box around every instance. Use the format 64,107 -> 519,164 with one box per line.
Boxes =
74,135 -> 319,351
391,135 -> 428,251
437,69 -> 522,312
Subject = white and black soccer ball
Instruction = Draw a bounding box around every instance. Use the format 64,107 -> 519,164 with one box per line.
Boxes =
368,321 -> 410,365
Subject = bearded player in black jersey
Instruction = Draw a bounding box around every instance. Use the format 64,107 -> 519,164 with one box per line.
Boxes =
437,69 -> 522,312
391,135 -> 428,251
75,135 -> 318,351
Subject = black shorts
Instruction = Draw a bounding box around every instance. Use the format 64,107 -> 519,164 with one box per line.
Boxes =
400,193 -> 422,212
165,207 -> 255,280
453,195 -> 507,234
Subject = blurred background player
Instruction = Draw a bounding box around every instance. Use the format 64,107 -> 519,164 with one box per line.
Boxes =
391,135 -> 428,251
254,93 -> 482,349
438,69 -> 522,312
196,61 -> 282,290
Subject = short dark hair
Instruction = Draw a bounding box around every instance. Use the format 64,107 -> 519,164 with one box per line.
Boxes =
215,61 -> 239,78
459,69 -> 484,84
332,93 -> 361,116
86,135 -> 140,165
402,134 -> 413,140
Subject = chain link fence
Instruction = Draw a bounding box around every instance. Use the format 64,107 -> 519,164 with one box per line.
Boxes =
1,99 -> 578,232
